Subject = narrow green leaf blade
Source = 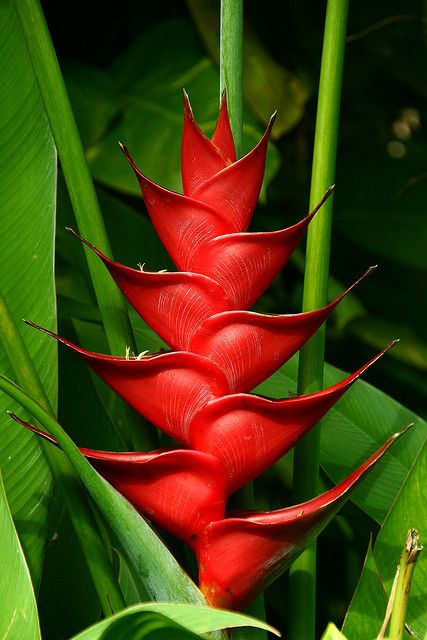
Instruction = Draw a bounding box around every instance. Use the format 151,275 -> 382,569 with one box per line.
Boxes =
69,603 -> 279,640
0,473 -> 41,640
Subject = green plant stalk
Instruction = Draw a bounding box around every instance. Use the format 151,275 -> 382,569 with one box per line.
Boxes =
0,375 -> 223,631
13,0 -> 154,450
288,2 -> 349,639
220,3 -> 266,637
0,293 -> 125,614
388,529 -> 422,640
220,0 -> 243,157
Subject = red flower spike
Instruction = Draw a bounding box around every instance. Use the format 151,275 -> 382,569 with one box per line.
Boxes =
19,96 -> 407,612
8,413 -> 227,547
196,427 -> 409,610
24,321 -> 229,444
189,266 -> 376,392
189,344 -> 396,491
181,92 -> 235,197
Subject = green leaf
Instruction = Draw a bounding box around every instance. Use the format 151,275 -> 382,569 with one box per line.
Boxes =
374,441 -> 427,638
87,19 -> 279,200
0,472 -> 41,640
255,356 -> 426,523
69,603 -> 279,640
320,623 -> 348,640
0,0 -> 56,585
342,539 -> 387,639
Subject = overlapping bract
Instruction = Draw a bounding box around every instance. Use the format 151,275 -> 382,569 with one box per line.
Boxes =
23,94 -> 402,609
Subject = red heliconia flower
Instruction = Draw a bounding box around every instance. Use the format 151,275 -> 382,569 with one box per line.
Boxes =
21,94 -> 404,611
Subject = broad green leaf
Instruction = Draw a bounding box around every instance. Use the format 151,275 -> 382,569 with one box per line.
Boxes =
0,473 -> 41,640
374,441 -> 427,638
87,19 -> 280,199
255,355 -> 426,523
70,603 -> 278,640
342,539 -> 387,639
320,623 -> 348,640
0,0 -> 56,585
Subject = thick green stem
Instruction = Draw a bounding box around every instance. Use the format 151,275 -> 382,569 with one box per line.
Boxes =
288,2 -> 349,639
0,294 -> 125,614
220,0 -> 243,157
388,529 -> 422,640
13,0 -> 154,450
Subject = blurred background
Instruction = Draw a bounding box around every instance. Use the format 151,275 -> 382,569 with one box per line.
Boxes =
39,1 -> 427,636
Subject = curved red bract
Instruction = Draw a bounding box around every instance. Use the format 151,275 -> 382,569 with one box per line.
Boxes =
22,95 -> 402,610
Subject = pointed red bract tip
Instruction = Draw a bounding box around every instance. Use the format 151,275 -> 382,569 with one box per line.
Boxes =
211,92 -> 236,164
181,92 -> 231,197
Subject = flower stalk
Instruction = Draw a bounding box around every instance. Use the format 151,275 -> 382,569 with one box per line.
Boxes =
289,2 -> 349,638
220,0 -> 243,157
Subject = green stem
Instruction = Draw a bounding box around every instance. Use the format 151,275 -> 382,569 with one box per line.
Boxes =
220,0 -> 243,157
388,529 -> 422,640
288,2 -> 349,639
13,0 -> 154,450
0,294 -> 125,614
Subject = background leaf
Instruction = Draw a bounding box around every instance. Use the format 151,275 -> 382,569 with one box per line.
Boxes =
0,473 -> 41,640
0,0 -> 56,586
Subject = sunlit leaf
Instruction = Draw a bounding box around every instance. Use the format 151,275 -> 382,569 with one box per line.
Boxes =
0,0 -> 56,586
0,473 -> 41,640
